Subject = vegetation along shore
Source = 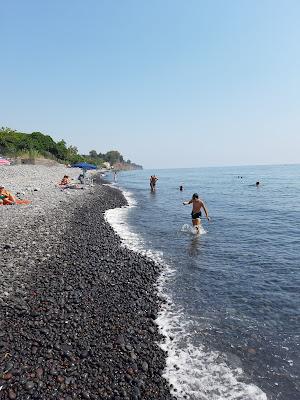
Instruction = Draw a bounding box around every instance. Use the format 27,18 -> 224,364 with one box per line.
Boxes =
0,127 -> 142,170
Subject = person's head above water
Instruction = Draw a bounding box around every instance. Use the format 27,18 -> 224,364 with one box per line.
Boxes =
192,193 -> 199,199
256,181 -> 260,186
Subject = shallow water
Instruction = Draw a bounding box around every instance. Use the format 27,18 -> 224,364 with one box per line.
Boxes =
106,165 -> 300,400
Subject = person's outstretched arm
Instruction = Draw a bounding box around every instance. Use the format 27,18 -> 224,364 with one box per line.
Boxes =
183,199 -> 192,205
202,202 -> 210,221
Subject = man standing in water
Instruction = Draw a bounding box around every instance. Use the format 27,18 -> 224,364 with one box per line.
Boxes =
183,193 -> 210,233
150,175 -> 158,191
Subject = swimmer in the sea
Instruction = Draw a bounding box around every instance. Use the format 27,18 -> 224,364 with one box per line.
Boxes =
249,181 -> 261,187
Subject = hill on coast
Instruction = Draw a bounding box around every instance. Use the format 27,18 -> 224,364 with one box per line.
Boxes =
0,127 -> 142,170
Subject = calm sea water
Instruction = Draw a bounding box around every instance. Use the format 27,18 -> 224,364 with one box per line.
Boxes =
105,165 -> 300,400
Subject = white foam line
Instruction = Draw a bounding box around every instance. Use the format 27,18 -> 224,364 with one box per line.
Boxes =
104,184 -> 268,400
157,299 -> 268,400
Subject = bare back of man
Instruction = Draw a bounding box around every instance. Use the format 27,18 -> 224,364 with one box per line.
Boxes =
183,193 -> 210,233
150,175 -> 158,191
191,198 -> 203,213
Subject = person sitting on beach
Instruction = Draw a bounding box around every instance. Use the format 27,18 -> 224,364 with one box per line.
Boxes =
183,193 -> 210,233
59,175 -> 71,186
78,173 -> 85,184
150,175 -> 158,191
57,175 -> 84,190
0,185 -> 16,205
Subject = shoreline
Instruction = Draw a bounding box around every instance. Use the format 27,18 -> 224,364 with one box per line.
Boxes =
0,168 -> 174,399
102,174 -> 272,400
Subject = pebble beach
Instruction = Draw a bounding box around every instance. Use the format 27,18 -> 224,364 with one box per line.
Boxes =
0,165 -> 174,400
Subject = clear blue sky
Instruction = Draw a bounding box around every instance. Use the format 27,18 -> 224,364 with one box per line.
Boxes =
1,0 -> 299,168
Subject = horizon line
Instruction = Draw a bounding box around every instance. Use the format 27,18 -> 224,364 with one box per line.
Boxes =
142,162 -> 300,170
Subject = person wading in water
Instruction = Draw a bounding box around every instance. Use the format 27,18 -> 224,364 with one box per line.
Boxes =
150,175 -> 158,191
183,193 -> 210,233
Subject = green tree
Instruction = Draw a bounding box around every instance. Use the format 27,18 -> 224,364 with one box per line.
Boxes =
104,150 -> 121,165
0,127 -> 138,168
29,132 -> 57,153
53,139 -> 68,160
89,150 -> 98,158
68,145 -> 78,156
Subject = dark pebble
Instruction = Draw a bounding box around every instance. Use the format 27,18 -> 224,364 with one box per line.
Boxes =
0,182 -> 175,400
36,367 -> 43,379
141,361 -> 149,372
8,389 -> 17,400
25,380 -> 35,390
57,375 -> 65,383
3,372 -> 13,380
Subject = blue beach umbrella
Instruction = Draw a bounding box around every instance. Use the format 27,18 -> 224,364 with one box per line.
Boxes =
71,162 -> 97,170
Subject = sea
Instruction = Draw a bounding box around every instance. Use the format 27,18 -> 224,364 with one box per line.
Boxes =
104,165 -> 300,400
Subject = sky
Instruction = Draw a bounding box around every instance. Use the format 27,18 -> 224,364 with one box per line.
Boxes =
1,0 -> 299,168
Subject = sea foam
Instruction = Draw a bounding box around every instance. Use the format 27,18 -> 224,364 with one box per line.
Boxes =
104,184 -> 267,400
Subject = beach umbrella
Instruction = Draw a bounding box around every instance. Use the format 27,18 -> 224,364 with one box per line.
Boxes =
71,162 -> 97,170
0,158 -> 10,165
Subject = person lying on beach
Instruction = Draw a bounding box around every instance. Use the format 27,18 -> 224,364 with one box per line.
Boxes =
0,185 -> 16,205
183,193 -> 210,233
56,178 -> 84,191
59,175 -> 71,186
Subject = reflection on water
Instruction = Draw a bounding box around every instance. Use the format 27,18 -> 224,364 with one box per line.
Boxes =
188,236 -> 201,257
